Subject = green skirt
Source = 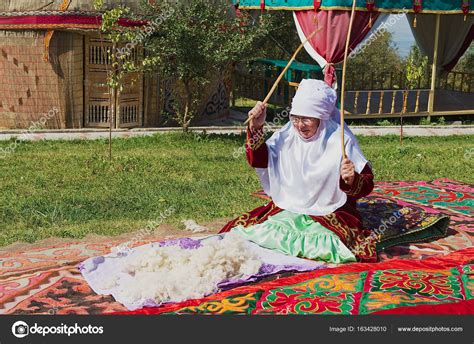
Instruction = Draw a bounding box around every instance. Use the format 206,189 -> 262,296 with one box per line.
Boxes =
231,210 -> 356,264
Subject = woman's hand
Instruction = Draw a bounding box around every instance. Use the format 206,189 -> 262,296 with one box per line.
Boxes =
340,158 -> 355,186
248,101 -> 267,131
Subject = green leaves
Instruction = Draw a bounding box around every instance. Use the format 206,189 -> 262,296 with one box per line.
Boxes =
457,45 -> 474,73
93,0 -> 104,11
96,0 -> 275,131
348,30 -> 403,78
405,45 -> 428,90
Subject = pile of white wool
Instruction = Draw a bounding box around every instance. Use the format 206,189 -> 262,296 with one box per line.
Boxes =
97,232 -> 262,305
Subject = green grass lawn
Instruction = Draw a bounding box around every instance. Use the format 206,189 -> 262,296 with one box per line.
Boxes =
0,133 -> 472,247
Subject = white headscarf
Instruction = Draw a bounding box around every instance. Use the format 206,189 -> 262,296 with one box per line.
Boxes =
256,79 -> 369,216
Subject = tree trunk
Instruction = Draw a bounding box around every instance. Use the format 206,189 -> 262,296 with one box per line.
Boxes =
182,80 -> 192,133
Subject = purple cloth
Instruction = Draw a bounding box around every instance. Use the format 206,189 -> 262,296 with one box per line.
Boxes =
158,237 -> 202,250
79,234 -> 326,310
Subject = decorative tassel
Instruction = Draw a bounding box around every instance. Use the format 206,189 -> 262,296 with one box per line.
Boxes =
43,31 -> 54,62
313,0 -> 321,11
312,1 -> 319,27
59,0 -> 72,11
44,0 -> 72,62
366,1 -> 375,28
413,0 -> 422,14
312,5 -> 319,29
260,0 -> 265,11
412,0 -> 422,28
234,0 -> 241,17
462,0 -> 469,21
366,0 -> 375,12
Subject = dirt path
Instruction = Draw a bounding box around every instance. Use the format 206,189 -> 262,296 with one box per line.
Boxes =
1,125 -> 473,141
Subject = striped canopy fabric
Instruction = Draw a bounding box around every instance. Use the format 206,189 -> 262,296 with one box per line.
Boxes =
0,0 -> 143,12
233,0 -> 473,14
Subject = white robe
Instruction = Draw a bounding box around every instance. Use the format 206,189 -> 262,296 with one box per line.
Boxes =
256,119 -> 368,216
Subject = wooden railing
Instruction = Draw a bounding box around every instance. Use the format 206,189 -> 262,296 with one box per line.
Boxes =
346,71 -> 430,91
232,69 -> 474,119
439,70 -> 473,93
345,89 -> 430,118
232,70 -> 297,107
347,70 -> 474,93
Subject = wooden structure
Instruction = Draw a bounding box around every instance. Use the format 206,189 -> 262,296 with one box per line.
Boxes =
232,0 -> 473,120
84,37 -> 143,128
233,67 -> 474,119
0,0 -> 231,129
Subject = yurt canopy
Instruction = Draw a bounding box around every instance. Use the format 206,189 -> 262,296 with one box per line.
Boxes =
0,0 -> 147,30
233,0 -> 473,13
0,0 -> 143,12
234,0 -> 474,119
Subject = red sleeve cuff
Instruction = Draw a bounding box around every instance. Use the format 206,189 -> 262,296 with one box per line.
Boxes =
246,126 -> 265,151
339,172 -> 361,196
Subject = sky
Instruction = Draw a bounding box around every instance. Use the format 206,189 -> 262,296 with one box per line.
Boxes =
386,15 -> 416,58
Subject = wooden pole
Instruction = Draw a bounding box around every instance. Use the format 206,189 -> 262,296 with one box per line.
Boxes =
427,13 -> 441,122
109,43 -> 117,160
109,88 -> 115,160
339,0 -> 358,159
244,27 -> 320,125
400,90 -> 408,145
95,14 -> 114,160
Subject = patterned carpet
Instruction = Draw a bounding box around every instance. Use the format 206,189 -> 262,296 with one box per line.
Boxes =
1,178 -> 472,315
117,248 -> 474,315
372,179 -> 473,261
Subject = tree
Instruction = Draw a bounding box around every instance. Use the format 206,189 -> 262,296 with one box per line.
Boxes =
456,44 -> 474,73
347,30 -> 404,89
97,0 -> 275,132
404,45 -> 429,88
257,11 -> 314,63
403,45 -> 429,89
93,0 -> 134,159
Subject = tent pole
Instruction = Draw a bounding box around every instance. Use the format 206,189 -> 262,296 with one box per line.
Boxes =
428,13 -> 441,121
340,0 -> 357,159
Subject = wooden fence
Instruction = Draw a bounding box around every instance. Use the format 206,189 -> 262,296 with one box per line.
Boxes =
232,69 -> 474,119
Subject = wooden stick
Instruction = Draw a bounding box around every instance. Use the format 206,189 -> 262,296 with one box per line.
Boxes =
244,27 -> 321,125
339,0 -> 357,159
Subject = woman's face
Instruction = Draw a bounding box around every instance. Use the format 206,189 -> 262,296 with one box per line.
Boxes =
290,115 -> 320,139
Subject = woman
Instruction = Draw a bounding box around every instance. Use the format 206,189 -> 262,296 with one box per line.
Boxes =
220,79 -> 377,263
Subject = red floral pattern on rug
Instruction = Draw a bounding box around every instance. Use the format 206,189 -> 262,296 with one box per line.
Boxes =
1,179 -> 472,314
